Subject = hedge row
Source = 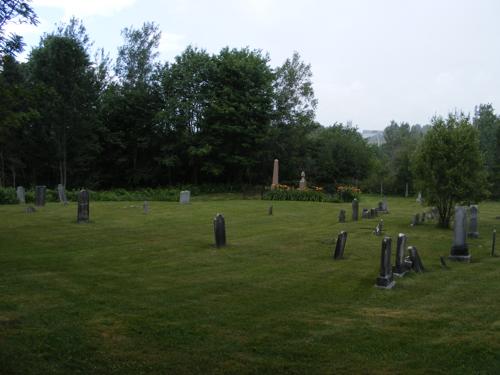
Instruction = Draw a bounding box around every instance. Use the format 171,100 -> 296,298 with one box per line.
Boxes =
262,189 -> 340,202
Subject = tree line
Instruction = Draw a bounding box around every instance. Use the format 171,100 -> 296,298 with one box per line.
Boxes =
1,14 -> 500,203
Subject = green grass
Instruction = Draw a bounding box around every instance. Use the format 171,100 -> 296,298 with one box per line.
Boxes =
1,196 -> 500,374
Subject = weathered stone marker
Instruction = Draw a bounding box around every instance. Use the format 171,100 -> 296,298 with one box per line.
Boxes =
416,192 -> 422,204
375,237 -> 395,289
411,214 -> 418,227
333,231 -> 348,259
213,213 -> 226,248
16,186 -> 26,204
468,205 -> 479,238
362,208 -> 370,219
449,206 -> 470,262
408,246 -> 425,272
394,233 -> 408,276
338,209 -> 346,223
271,159 -> 279,188
492,229 -> 496,257
352,198 -> 359,221
179,190 -> 191,204
57,184 -> 68,205
299,171 -> 307,190
77,189 -> 90,223
421,212 -> 425,223
373,219 -> 383,236
268,205 -> 273,216
35,185 -> 46,207
382,197 -> 388,213
405,182 -> 409,198
143,201 -> 149,214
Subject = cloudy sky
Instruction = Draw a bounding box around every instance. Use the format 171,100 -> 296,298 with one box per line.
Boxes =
7,0 -> 500,130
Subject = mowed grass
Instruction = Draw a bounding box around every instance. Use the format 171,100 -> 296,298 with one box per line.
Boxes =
1,196 -> 500,374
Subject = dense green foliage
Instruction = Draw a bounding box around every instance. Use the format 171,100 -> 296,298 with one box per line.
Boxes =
413,114 -> 488,227
262,188 -> 335,202
0,0 -> 38,55
2,197 -> 500,374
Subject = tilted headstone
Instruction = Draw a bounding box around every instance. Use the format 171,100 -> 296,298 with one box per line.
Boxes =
57,184 -> 68,205
408,246 -> 425,272
393,233 -> 408,276
352,198 -> 359,221
179,190 -> 191,204
492,229 -> 496,257
449,206 -> 470,262
375,236 -> 395,289
143,201 -> 149,214
35,185 -> 46,207
213,213 -> 226,248
16,186 -> 26,204
268,205 -> 273,216
77,189 -> 90,223
271,159 -> 279,188
468,205 -> 479,238
333,231 -> 348,260
338,209 -> 346,223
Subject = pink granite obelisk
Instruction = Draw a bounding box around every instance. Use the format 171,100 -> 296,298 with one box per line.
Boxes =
271,159 -> 279,189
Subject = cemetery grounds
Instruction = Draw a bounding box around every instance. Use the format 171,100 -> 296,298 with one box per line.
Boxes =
1,195 -> 500,374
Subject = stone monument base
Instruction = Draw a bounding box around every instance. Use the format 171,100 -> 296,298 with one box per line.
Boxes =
375,277 -> 395,289
448,254 -> 471,262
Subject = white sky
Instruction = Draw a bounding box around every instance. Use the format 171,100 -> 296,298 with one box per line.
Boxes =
8,0 -> 500,130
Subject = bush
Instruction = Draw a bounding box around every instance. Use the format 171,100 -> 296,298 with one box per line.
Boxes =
262,189 -> 338,202
0,187 -> 18,204
336,185 -> 361,202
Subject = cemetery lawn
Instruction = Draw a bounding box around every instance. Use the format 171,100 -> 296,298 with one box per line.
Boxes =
1,196 -> 500,374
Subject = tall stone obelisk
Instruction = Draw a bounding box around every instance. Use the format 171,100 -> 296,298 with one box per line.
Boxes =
271,159 -> 279,189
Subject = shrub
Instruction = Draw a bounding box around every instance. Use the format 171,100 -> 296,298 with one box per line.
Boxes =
262,188 -> 338,202
336,185 -> 361,202
0,187 -> 18,204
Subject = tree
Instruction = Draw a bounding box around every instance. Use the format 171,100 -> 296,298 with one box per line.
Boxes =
473,104 -> 500,173
0,0 -> 38,56
413,113 -> 488,228
27,19 -> 101,187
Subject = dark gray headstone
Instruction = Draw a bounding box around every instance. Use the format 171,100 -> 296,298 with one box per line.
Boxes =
377,201 -> 384,211
351,199 -> 359,221
492,229 -> 496,257
333,231 -> 348,259
338,209 -> 346,223
35,185 -> 46,207
77,189 -> 90,223
405,182 -> 409,198
421,212 -> 425,223
468,205 -> 479,238
16,186 -> 25,204
362,208 -> 370,219
375,236 -> 395,289
268,205 -> 273,215
411,215 -> 418,227
370,208 -> 377,218
408,246 -> 425,272
57,184 -> 68,205
214,213 -> 226,248
394,233 -> 408,276
449,206 -> 470,262
143,201 -> 149,214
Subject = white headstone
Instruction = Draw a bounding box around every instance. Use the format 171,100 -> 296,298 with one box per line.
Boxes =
180,190 -> 191,204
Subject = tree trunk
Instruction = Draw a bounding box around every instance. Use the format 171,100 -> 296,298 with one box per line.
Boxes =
0,151 -> 5,187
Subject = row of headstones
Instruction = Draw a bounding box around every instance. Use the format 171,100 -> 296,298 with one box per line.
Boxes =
17,185 -> 68,206
410,208 -> 438,226
338,198 -> 389,223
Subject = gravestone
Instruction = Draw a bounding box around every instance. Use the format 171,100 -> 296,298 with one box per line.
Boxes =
57,184 -> 68,205
370,208 -> 377,218
468,205 -> 479,238
143,201 -> 149,214
333,231 -> 348,259
421,212 -> 425,223
213,213 -> 226,248
416,192 -> 423,204
352,199 -> 359,221
449,206 -> 470,262
377,201 -> 384,211
268,205 -> 273,216
362,208 -> 370,219
393,233 -> 408,276
16,186 -> 25,204
373,219 -> 383,236
299,171 -> 307,190
35,186 -> 46,207
405,182 -> 409,198
492,229 -> 496,257
25,206 -> 36,214
338,209 -> 346,223
179,190 -> 191,204
271,159 -> 279,188
411,215 -> 418,227
382,197 -> 388,213
77,189 -> 90,223
375,237 -> 395,289
408,246 -> 425,272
